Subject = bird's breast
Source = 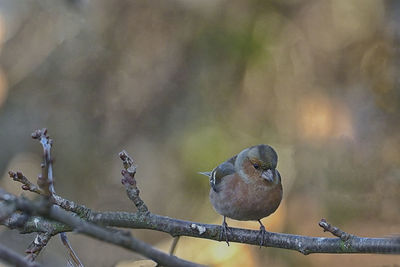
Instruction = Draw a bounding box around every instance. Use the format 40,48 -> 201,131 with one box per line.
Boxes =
210,174 -> 282,221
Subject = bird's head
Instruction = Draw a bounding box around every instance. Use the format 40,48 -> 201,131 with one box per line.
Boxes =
236,144 -> 280,184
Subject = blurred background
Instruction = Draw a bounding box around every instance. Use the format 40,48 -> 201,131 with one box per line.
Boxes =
0,0 -> 399,266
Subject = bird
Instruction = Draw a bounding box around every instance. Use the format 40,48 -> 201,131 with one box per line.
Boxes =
200,144 -> 283,246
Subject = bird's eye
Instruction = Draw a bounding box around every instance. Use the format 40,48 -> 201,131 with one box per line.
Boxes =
253,164 -> 259,170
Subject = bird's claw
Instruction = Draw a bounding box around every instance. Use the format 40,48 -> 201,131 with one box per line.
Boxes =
257,221 -> 269,248
220,219 -> 232,246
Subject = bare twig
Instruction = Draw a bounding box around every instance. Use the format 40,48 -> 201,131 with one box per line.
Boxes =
91,211 -> 400,255
3,140 -> 203,267
2,194 -> 204,267
52,194 -> 91,218
169,236 -> 180,255
60,233 -> 84,267
3,172 -> 399,257
0,243 -> 41,267
25,233 -> 52,261
119,151 -> 149,213
31,129 -> 83,266
2,193 -> 399,255
4,213 -> 70,234
31,128 -> 54,197
50,206 -> 204,267
8,170 -> 90,218
319,218 -> 352,241
8,171 -> 43,195
3,159 -> 400,257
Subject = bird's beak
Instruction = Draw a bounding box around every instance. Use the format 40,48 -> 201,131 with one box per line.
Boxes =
261,169 -> 274,182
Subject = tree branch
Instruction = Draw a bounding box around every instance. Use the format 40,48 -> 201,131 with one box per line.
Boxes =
31,129 -> 83,266
25,233 -> 52,261
2,128 -> 204,267
119,150 -> 149,213
1,129 -> 400,267
0,243 -> 41,267
8,171 -> 43,195
31,128 -> 54,197
1,193 -> 204,267
90,212 -> 400,254
319,218 -> 352,241
2,190 -> 399,255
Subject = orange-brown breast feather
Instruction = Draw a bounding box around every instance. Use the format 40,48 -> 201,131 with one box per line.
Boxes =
209,171 -> 282,221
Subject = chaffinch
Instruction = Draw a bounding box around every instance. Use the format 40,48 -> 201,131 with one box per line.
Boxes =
200,144 -> 282,246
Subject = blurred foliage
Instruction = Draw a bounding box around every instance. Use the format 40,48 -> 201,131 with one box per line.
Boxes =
0,0 -> 399,266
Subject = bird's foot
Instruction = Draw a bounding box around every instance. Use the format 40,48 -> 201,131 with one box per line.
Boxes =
257,220 -> 269,248
220,217 -> 232,246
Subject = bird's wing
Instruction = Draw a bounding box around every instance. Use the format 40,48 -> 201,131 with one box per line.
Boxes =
210,155 -> 237,192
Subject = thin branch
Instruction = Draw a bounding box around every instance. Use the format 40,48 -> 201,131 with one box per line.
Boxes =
7,170 -> 91,218
4,195 -> 204,267
8,171 -> 43,195
31,128 -> 54,197
119,151 -> 149,213
319,218 -> 352,241
50,206 -> 204,267
2,195 -> 399,255
1,130 -> 399,267
60,233 -> 84,267
3,162 -> 399,256
3,213 -> 70,235
90,211 -> 400,255
52,194 -> 91,218
31,129 -> 82,266
25,233 -> 52,261
169,237 -> 180,255
0,243 -> 41,267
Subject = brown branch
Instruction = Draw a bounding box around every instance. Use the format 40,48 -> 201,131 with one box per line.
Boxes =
0,243 -> 41,267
